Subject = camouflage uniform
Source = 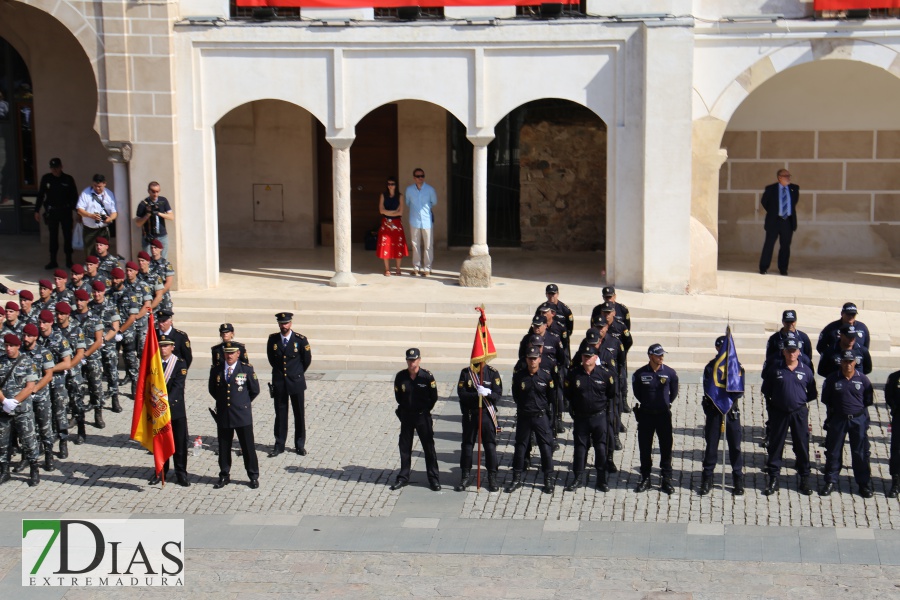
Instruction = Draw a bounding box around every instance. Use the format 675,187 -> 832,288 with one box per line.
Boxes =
84,272 -> 112,292
149,257 -> 175,314
72,310 -> 105,410
0,320 -> 25,353
37,328 -> 72,441
0,352 -> 40,466
115,283 -> 145,388
20,307 -> 39,327
56,322 -> 89,426
138,268 -> 164,316
89,298 -> 120,408
22,344 -> 56,453
97,253 -> 120,282
52,288 -> 76,313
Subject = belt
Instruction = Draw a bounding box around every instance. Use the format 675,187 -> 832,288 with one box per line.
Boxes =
640,407 -> 670,415
841,409 -> 867,420
522,410 -> 545,418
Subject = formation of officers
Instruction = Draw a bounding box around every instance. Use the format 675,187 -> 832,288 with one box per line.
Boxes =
393,287 -> 900,500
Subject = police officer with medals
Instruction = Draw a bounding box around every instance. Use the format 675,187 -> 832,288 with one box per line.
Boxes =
455,360 -> 502,493
761,336 -> 818,496
266,312 -> 312,457
506,346 -> 556,494
699,336 -> 745,496
150,335 -> 190,487
391,348 -> 441,491
0,334 -> 39,486
209,341 -> 260,489
819,350 -> 874,498
632,344 -> 679,494
564,342 -> 617,492
212,323 -> 248,368
885,368 -> 900,498
817,325 -> 872,379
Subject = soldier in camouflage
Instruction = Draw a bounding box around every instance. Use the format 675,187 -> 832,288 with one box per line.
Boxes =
94,237 -> 120,280
55,302 -> 89,444
1,301 -> 26,342
51,269 -> 75,310
83,256 -> 111,291
136,251 -> 165,313
87,281 -> 122,414
67,264 -> 89,297
71,288 -> 107,427
33,280 -> 56,318
149,239 -> 174,315
115,263 -> 152,396
19,325 -> 56,473
37,310 -> 72,460
18,290 -> 37,326
0,333 -> 40,486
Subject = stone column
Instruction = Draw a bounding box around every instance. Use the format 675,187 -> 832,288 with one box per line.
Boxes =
106,142 -> 133,260
690,118 -> 728,292
327,137 -> 357,287
459,135 -> 494,287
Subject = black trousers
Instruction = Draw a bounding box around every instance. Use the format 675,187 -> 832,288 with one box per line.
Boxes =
823,412 -> 871,487
273,389 -> 305,452
759,219 -> 793,273
161,417 -> 189,478
397,413 -> 440,484
513,412 -> 554,474
45,212 -> 73,262
636,409 -> 673,479
218,424 -> 259,480
572,411 -> 608,475
460,408 -> 498,473
766,407 -> 810,477
702,409 -> 743,477
891,411 -> 900,477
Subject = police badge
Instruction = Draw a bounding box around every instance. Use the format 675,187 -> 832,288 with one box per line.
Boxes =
659,376 -> 668,384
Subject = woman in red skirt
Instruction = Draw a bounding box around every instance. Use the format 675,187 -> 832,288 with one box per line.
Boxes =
377,176 -> 408,276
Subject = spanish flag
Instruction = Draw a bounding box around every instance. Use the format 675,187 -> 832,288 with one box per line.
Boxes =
470,305 -> 497,368
130,314 -> 175,480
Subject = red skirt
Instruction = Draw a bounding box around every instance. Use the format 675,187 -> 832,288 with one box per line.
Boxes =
376,217 -> 409,259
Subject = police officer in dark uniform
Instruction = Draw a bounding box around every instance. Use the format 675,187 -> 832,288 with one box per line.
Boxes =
544,284 -> 574,354
518,315 -> 550,361
519,334 -> 562,454
601,286 -> 631,332
699,336 -> 745,496
632,344 -> 679,494
761,337 -> 817,496
564,343 -> 617,492
149,335 -> 191,487
507,346 -> 555,494
35,158 -> 78,269
209,341 -> 260,489
211,323 -> 248,368
538,302 -> 570,433
455,360 -> 502,492
266,312 -> 312,457
765,310 -> 813,368
816,302 -> 871,356
155,310 -> 192,369
817,325 -> 872,379
885,368 -> 900,498
391,348 -> 440,491
819,350 -> 874,498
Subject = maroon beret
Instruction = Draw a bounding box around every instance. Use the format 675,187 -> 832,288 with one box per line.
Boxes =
91,281 -> 106,292
150,239 -> 164,249
53,269 -> 68,280
70,264 -> 85,275
85,256 -> 99,265
111,267 -> 125,279
137,251 -> 151,262
18,290 -> 33,301
38,279 -> 53,290
23,324 -> 39,337
4,301 -> 19,311
55,302 -> 72,315
39,310 -> 54,323
125,261 -> 139,271
3,333 -> 21,346
96,237 -> 109,246
74,289 -> 90,301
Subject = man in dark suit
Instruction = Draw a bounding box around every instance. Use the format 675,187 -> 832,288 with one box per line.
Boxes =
149,335 -> 190,487
209,341 -> 261,489
266,312 -> 312,457
759,169 -> 799,276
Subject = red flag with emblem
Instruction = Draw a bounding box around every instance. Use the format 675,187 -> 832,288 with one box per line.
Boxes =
470,306 -> 497,368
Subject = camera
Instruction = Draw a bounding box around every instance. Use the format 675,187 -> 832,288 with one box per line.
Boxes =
93,194 -> 108,225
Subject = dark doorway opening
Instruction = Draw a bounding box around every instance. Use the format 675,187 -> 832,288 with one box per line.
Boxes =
0,36 -> 36,235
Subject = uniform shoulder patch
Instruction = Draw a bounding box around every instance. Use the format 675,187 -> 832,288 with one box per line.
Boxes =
181,369 -> 187,375
304,345 -> 311,351
430,381 -> 436,388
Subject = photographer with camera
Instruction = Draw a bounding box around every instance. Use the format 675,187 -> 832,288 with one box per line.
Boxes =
76,174 -> 117,258
134,181 -> 173,258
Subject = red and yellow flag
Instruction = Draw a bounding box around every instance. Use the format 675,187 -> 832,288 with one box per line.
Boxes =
470,305 -> 497,368
130,314 -> 175,479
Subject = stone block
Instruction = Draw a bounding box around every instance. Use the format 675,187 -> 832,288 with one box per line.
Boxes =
459,254 -> 491,288
815,194 -> 871,222
760,131 -> 815,159
846,162 -> 900,191
817,131 -> 873,159
721,131 -> 757,160
788,161 -> 844,190
876,131 -> 900,159
153,93 -> 175,116
728,162 -> 784,191
135,116 -> 176,144
718,192 -> 757,224
129,17 -> 170,36
874,194 -> 900,222
796,194 -> 814,223
130,56 -> 173,93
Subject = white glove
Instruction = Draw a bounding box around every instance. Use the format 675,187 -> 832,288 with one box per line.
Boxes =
476,385 -> 492,397
2,398 -> 17,414
114,334 -> 123,342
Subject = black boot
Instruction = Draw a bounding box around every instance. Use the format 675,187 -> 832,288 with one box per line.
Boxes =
12,453 -> 28,473
564,472 -> 584,492
798,475 -> 813,496
29,463 -> 40,487
606,460 -> 618,474
660,478 -> 675,495
733,474 -> 745,496
74,421 -> 87,445
58,440 -> 68,460
595,469 -> 609,492
542,472 -> 554,494
505,471 -> 523,493
762,475 -> 778,496
111,395 -> 123,413
454,470 -> 471,492
43,451 -> 55,471
635,476 -> 652,493
698,474 -> 712,496
0,464 -> 9,485
487,471 -> 500,493
889,476 -> 900,499
95,407 -> 106,429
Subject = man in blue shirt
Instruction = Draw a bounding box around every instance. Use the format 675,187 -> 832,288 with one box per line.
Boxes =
404,168 -> 437,277
632,344 -> 679,494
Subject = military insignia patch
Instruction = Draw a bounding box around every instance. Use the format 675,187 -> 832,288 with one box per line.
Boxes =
401,384 -> 406,392
185,341 -> 190,347
659,376 -> 668,384
549,381 -> 554,388
430,381 -> 436,388
181,369 -> 187,375
467,380 -> 472,387
305,345 -> 311,351
521,382 -> 526,390
609,377 -> 614,384
495,378 -> 501,386
575,380 -> 581,388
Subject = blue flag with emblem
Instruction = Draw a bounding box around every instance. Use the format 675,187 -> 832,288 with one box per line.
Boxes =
703,326 -> 745,415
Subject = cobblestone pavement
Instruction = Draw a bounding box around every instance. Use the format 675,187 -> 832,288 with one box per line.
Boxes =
0,373 -> 898,529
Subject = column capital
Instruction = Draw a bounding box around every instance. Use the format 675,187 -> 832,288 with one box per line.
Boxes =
466,134 -> 495,147
105,141 -> 132,164
325,136 -> 355,150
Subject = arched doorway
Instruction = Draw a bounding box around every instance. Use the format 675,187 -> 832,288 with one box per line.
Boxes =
449,98 -> 607,252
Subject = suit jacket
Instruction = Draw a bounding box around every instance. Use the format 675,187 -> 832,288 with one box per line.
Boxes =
164,355 -> 188,421
208,361 -> 260,429
760,182 -> 799,233
157,327 -> 193,369
266,331 -> 311,394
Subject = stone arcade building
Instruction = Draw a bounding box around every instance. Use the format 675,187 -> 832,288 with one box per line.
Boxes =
1,0 -> 899,292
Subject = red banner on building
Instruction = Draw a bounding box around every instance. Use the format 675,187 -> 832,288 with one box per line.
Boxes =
237,0 -> 577,7
814,0 -> 898,9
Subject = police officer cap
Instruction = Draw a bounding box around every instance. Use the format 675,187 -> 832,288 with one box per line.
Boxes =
783,337 -> 799,350
219,323 -> 235,333
528,334 -> 545,347
156,309 -> 173,320
39,310 -> 54,323
531,315 -> 545,327
49,157 -> 61,168
525,346 -> 541,358
545,283 -> 559,294
782,309 -> 797,322
585,328 -> 601,344
73,289 -> 90,302
70,264 -> 84,275
85,256 -> 99,265
580,342 -> 597,357
4,301 -> 18,311
842,302 -> 858,314
405,348 -> 420,360
715,336 -> 726,349
222,341 -> 241,353
276,312 -> 293,324
538,302 -> 557,313
23,324 -> 39,337
839,324 -> 858,336
53,269 -> 68,280
111,267 -> 126,279
648,343 -> 666,356
158,335 -> 175,347
18,290 -> 33,301
840,350 -> 857,362
150,239 -> 164,250
3,333 -> 21,346
600,301 -> 615,313
55,302 -> 71,315
91,280 -> 106,292
38,279 -> 53,290
602,286 -> 616,298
